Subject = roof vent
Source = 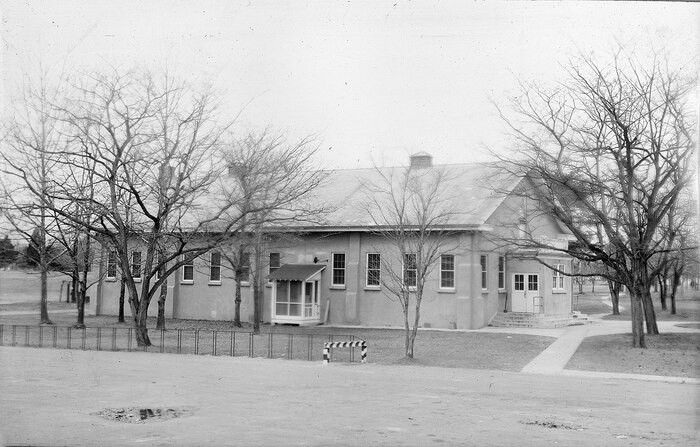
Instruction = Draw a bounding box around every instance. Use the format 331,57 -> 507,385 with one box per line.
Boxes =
410,152 -> 433,168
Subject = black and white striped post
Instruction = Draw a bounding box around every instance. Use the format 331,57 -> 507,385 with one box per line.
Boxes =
322,340 -> 367,365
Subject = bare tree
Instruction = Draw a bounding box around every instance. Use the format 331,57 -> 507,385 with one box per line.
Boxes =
493,49 -> 696,347
220,130 -> 327,332
361,163 -> 459,359
0,68 -> 70,325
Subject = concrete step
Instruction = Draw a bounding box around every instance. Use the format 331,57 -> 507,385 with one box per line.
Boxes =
490,312 -> 589,328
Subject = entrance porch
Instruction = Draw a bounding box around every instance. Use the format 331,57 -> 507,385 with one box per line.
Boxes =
269,264 -> 325,326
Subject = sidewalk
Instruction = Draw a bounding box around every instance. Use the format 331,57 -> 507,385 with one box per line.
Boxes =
519,316 -> 700,384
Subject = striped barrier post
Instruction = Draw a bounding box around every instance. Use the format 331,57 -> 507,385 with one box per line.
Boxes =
322,341 -> 367,365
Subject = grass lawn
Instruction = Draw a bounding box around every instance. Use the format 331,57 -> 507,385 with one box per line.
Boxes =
574,287 -> 700,321
0,310 -> 555,371
566,332 -> 700,378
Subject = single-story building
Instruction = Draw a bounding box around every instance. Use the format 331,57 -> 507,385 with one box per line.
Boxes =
88,153 -> 578,329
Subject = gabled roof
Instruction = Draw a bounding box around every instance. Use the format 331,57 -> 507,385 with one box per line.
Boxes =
308,162 -> 519,229
268,264 -> 325,281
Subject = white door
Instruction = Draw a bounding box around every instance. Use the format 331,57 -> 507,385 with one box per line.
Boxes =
511,273 -> 539,312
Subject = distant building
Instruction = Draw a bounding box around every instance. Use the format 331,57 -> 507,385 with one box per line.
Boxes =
88,154 -> 578,329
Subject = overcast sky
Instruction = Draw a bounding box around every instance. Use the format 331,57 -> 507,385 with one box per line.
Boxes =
1,0 -> 698,169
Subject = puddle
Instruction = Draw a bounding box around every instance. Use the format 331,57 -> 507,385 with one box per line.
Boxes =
521,419 -> 583,431
94,407 -> 192,423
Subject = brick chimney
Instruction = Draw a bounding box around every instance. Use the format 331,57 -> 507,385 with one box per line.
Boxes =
409,152 -> 433,168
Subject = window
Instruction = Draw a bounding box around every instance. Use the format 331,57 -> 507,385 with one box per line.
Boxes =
131,251 -> 142,280
210,252 -> 221,283
440,254 -> 455,289
553,264 -> 565,291
107,250 -> 117,279
528,274 -> 539,291
498,256 -> 506,290
182,257 -> 194,283
366,253 -> 381,287
240,252 -> 250,283
268,252 -> 280,282
332,253 -> 346,286
480,255 -> 488,290
403,253 -> 417,288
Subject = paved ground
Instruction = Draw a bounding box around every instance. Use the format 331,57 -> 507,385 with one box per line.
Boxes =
1,346 -> 698,447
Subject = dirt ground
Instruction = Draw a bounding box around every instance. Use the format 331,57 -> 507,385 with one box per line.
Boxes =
1,346 -> 697,447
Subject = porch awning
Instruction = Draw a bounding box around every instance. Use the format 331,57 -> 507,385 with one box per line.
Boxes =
268,264 -> 326,282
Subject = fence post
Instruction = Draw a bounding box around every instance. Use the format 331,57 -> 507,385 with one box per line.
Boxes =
112,328 -> 117,351
127,328 -> 132,351
25,326 -> 29,347
160,329 -> 165,353
288,334 -> 293,360
195,330 -> 199,355
11,325 -> 16,347
177,329 -> 182,354
97,328 -> 101,351
52,326 -> 57,348
230,331 -> 234,357
39,326 -> 43,348
0,325 -> 3,346
67,327 -> 72,349
249,332 -> 254,357
268,333 -> 273,359
81,328 -> 86,350
213,331 -> 217,356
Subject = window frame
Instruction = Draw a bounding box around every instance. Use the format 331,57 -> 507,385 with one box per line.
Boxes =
439,254 -> 455,290
239,251 -> 251,285
402,253 -> 417,289
480,254 -> 488,291
268,252 -> 281,284
131,251 -> 142,282
365,253 -> 381,288
498,255 -> 506,291
106,250 -> 117,280
182,257 -> 194,284
552,263 -> 566,292
209,251 -> 222,284
331,252 -> 346,287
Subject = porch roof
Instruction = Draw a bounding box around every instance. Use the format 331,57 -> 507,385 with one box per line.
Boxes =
268,264 -> 326,282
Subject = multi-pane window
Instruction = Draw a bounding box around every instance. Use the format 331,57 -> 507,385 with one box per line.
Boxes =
528,274 -> 539,291
268,252 -> 280,282
480,255 -> 488,290
498,256 -> 506,290
131,251 -> 142,280
440,254 -> 455,289
107,250 -> 117,279
403,253 -> 417,288
332,253 -> 346,286
240,252 -> 251,283
210,252 -> 221,282
182,257 -> 194,282
366,253 -> 381,287
553,264 -> 565,291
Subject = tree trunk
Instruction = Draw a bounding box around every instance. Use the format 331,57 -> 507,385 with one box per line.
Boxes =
156,276 -> 167,330
591,279 -> 595,293
118,279 -> 126,323
607,280 -> 620,315
670,267 -> 682,315
75,272 -> 86,328
629,262 -> 646,348
133,302 -> 152,347
252,279 -> 261,334
658,275 -> 667,311
641,287 -> 659,335
233,268 -> 242,328
39,267 -> 53,324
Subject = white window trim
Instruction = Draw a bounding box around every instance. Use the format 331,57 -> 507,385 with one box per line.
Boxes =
239,252 -> 251,286
365,253 -> 381,288
131,251 -> 142,283
552,264 -> 566,292
106,250 -> 117,281
331,252 -> 346,287
182,258 -> 194,284
439,254 -> 455,290
209,252 -> 222,284
480,254 -> 488,291
268,252 -> 281,284
402,252 -> 417,290
498,255 -> 506,291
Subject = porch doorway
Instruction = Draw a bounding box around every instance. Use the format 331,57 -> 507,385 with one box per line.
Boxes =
511,273 -> 540,313
269,264 -> 325,325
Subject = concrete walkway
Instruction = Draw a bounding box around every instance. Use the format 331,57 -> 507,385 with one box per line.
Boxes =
520,316 -> 700,384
